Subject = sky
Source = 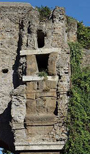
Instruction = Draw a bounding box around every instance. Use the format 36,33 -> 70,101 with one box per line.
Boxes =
0,0 -> 90,26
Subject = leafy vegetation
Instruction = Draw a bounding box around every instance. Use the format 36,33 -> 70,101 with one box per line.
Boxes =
38,70 -> 48,78
36,6 -> 51,21
38,70 -> 48,81
62,42 -> 90,154
67,16 -> 76,24
77,22 -> 90,49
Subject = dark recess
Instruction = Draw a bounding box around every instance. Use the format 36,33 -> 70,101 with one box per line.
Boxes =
36,54 -> 49,72
37,30 -> 45,48
13,20 -> 23,88
2,69 -> 8,73
54,101 -> 58,116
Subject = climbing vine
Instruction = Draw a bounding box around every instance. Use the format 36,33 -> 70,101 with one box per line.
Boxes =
77,22 -> 90,49
62,42 -> 90,154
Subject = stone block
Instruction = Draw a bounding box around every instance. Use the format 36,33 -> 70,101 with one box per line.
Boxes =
48,52 -> 58,75
45,97 -> 56,114
25,114 -> 56,126
25,125 -> 53,142
45,80 -> 57,89
26,93 -> 35,99
26,82 -> 37,92
36,98 -> 46,114
37,81 -> 44,90
36,97 -> 56,114
22,75 -> 58,82
20,48 -> 60,56
26,99 -> 36,114
38,80 -> 57,91
26,55 -> 38,75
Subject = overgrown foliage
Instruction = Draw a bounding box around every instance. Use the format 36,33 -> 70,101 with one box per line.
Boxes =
77,22 -> 90,49
67,16 -> 76,24
38,70 -> 48,78
38,71 -> 48,81
62,42 -> 90,154
36,6 -> 51,21
38,71 -> 48,77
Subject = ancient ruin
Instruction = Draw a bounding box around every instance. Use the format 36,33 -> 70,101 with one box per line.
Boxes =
0,2 -> 77,154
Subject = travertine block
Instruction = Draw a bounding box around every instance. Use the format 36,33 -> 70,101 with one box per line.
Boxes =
48,52 -> 58,75
26,99 -> 36,114
26,93 -> 35,99
26,55 -> 38,75
25,114 -> 56,125
26,82 -> 37,92
45,80 -> 57,89
36,98 -> 46,114
44,97 -> 56,114
26,125 -> 53,142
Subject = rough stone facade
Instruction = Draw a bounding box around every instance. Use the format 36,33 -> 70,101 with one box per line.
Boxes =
67,17 -> 77,42
82,49 -> 90,68
0,2 -> 77,154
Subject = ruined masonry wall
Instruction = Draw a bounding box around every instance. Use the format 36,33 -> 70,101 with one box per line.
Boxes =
0,2 -> 77,152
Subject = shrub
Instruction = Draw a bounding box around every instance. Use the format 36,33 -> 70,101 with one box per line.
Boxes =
77,22 -> 90,49
38,71 -> 48,77
36,6 -> 51,21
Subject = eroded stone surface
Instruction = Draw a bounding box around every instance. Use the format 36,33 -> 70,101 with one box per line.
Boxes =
0,2 -> 74,153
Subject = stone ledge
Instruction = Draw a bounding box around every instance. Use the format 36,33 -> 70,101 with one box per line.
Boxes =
20,48 -> 61,56
15,142 -> 65,150
25,114 -> 57,125
23,76 -> 58,82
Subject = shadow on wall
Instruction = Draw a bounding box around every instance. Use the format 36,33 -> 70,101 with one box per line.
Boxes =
13,20 -> 23,89
0,102 -> 15,152
54,101 -> 58,116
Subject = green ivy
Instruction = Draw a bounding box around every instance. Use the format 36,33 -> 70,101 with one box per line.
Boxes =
36,6 -> 51,21
77,22 -> 90,49
62,42 -> 90,154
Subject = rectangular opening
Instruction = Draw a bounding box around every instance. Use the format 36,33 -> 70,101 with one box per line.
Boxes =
37,30 -> 45,48
36,54 -> 49,73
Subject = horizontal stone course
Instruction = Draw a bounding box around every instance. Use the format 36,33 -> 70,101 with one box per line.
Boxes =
23,76 -> 58,82
20,48 -> 61,56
